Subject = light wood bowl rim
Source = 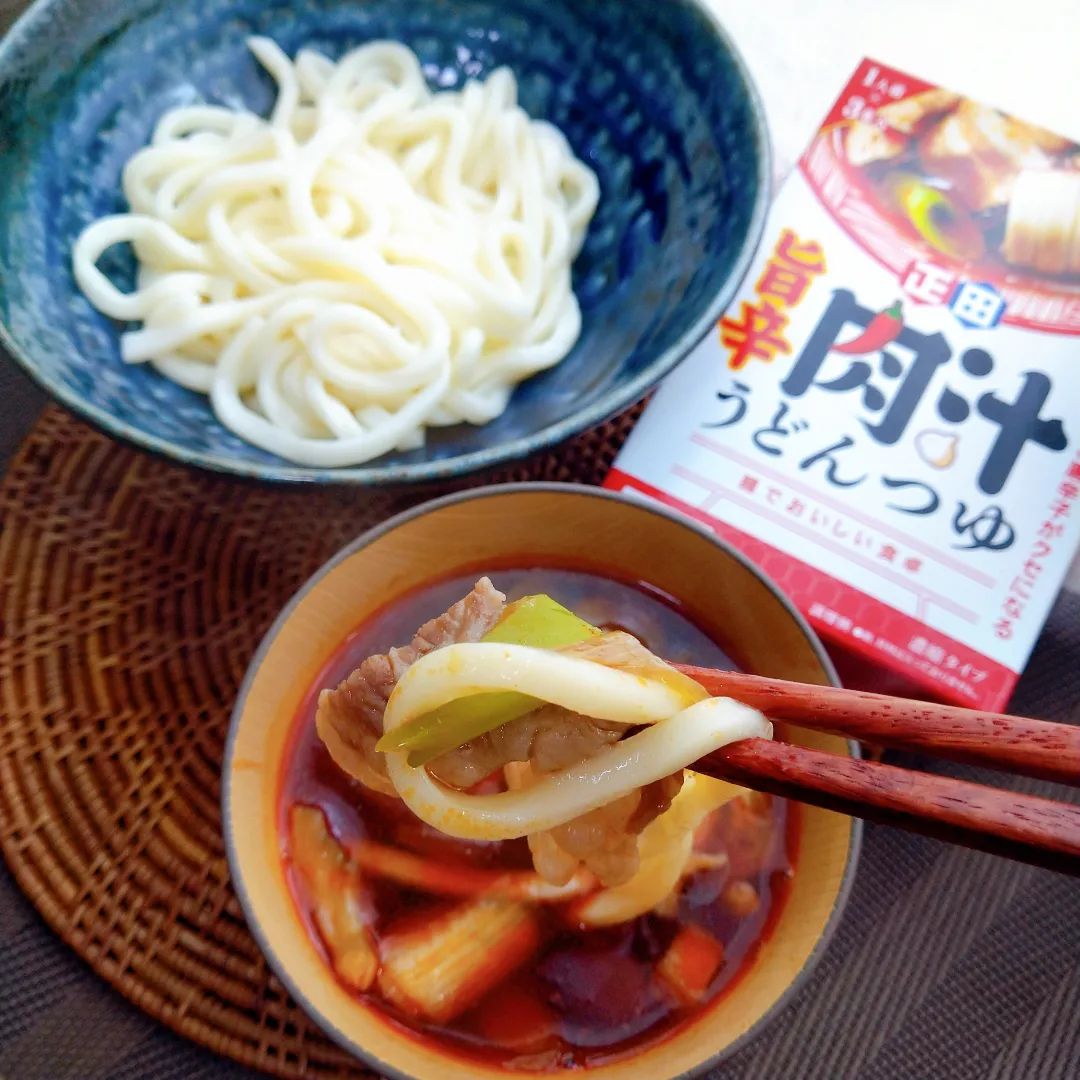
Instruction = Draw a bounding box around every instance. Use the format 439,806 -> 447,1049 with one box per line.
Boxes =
223,482 -> 863,1080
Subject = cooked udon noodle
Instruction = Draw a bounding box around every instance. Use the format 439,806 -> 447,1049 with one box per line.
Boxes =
73,38 -> 599,466
381,642 -> 772,841
316,579 -> 774,925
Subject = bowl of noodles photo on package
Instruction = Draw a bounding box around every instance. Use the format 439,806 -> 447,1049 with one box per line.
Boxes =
224,484 -> 861,1079
0,0 -> 769,483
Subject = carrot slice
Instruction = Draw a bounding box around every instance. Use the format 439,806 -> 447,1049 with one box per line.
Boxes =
657,924 -> 725,1006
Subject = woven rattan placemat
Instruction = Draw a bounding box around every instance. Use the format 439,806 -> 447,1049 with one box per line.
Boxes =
0,404 -> 641,1079
6,406 -> 1080,1080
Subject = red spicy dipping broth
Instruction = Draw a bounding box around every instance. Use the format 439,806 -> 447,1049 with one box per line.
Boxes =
278,567 -> 797,1071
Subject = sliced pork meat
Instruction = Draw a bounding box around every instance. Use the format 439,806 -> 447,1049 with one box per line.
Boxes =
546,774 -> 684,886
316,577 -> 506,795
503,761 -> 684,887
426,704 -> 627,789
425,632 -> 676,790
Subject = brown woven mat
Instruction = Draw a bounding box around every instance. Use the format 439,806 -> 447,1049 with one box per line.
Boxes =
2,405 -> 1080,1080
0,403 -> 641,1079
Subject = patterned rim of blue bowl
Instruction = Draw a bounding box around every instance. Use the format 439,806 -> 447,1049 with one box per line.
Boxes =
0,0 -> 771,486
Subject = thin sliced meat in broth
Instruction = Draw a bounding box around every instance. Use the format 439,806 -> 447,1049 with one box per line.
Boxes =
316,577 -> 506,795
543,774 -> 683,887
426,704 -> 627,788
428,629 -> 693,785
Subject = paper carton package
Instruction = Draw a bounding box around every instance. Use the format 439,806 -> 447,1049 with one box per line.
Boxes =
606,59 -> 1080,711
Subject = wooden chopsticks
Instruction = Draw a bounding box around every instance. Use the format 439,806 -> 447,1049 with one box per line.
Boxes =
675,666 -> 1080,877
677,667 -> 1080,785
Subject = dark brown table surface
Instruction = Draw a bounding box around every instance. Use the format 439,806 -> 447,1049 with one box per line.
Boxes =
1,0 -> 1079,1074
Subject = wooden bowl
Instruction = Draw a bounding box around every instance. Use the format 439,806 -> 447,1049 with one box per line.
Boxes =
224,484 -> 860,1079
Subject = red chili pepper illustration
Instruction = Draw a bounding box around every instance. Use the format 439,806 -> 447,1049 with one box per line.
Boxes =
832,300 -> 904,354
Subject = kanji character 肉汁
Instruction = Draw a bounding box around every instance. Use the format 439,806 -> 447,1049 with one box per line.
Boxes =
976,372 -> 1067,495
782,289 -> 952,445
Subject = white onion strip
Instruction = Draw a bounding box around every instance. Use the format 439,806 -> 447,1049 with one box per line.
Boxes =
381,643 -> 772,841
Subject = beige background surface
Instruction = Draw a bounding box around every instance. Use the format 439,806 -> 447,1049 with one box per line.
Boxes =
709,0 -> 1080,178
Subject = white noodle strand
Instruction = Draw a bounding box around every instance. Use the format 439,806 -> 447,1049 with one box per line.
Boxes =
380,643 -> 773,841
73,38 -> 598,465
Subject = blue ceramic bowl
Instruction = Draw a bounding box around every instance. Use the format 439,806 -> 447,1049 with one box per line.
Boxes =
0,0 -> 768,484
